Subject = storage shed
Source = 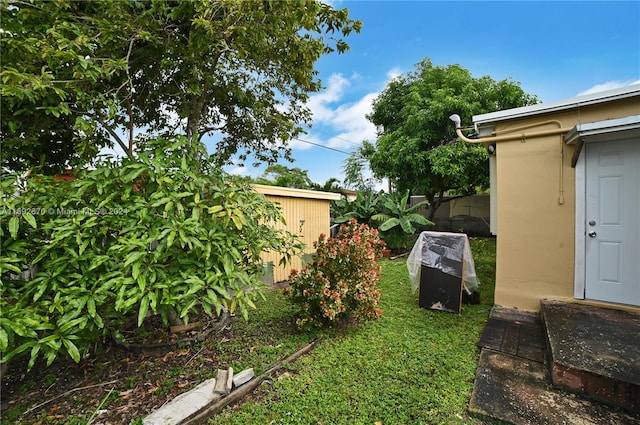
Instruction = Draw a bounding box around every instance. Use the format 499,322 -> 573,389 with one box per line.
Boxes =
253,184 -> 342,282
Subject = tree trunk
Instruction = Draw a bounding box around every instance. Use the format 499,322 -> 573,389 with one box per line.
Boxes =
428,191 -> 445,221
166,308 -> 184,327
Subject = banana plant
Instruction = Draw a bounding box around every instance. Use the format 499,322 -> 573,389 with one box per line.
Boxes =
372,190 -> 433,249
332,191 -> 382,226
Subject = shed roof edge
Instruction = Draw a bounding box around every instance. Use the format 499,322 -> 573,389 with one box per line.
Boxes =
252,184 -> 342,200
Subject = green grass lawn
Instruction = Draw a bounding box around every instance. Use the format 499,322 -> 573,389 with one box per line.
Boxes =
207,237 -> 496,425
0,238 -> 495,425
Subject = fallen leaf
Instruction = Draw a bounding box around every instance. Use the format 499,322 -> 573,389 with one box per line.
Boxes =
119,389 -> 134,399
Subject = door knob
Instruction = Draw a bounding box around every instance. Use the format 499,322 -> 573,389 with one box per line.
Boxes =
588,231 -> 597,238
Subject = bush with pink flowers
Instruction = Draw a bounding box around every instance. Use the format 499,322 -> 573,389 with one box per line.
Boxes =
287,218 -> 386,329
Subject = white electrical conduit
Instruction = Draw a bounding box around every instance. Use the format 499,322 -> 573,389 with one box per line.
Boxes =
493,119 -> 563,135
448,114 -> 569,143
449,114 -> 571,205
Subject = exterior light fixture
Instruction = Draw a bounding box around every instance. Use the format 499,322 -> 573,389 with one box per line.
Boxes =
486,143 -> 496,155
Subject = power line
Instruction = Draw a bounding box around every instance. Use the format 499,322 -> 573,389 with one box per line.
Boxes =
333,135 -> 361,146
300,126 -> 363,146
293,137 -> 352,155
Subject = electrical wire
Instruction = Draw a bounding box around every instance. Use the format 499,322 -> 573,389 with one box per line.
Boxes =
292,137 -> 352,155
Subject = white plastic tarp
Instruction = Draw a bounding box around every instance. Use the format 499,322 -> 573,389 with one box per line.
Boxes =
406,231 -> 480,294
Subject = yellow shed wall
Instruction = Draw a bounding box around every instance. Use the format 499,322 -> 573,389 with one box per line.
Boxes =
493,98 -> 639,311
256,191 -> 336,282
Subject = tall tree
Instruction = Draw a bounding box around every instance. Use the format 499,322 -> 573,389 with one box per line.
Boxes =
312,177 -> 343,193
1,0 -> 361,173
367,58 -> 537,217
256,164 -> 314,189
342,140 -> 380,192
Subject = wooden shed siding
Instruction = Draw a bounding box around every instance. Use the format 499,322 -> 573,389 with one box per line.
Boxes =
254,186 -> 340,283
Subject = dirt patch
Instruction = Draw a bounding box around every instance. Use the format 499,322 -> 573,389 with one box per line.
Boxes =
112,311 -> 230,355
1,321 -> 248,424
267,280 -> 290,291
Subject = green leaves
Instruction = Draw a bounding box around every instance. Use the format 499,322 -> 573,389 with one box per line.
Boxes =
0,328 -> 8,353
332,191 -> 382,226
0,137 -> 302,370
2,0 -> 361,173
367,58 -> 537,215
8,216 -> 19,239
138,295 -> 150,328
369,190 -> 433,249
1,0 -> 131,173
62,338 -> 81,363
287,219 -> 385,329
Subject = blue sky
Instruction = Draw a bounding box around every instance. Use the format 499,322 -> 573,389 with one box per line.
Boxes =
220,1 -> 640,188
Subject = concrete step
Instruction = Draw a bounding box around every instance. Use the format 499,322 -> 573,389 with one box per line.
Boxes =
469,349 -> 640,425
540,300 -> 640,413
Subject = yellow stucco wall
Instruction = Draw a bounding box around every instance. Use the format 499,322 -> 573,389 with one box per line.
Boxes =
491,97 -> 639,311
253,185 -> 341,282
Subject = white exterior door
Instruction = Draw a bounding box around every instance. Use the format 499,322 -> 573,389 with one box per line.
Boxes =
585,139 -> 640,306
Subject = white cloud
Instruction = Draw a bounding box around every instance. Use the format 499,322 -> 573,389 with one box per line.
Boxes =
227,164 -> 248,176
578,79 -> 640,96
307,73 -> 351,123
327,92 -> 379,149
386,67 -> 403,81
304,73 -> 382,152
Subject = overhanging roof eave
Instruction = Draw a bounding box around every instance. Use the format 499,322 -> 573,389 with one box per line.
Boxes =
564,115 -> 640,145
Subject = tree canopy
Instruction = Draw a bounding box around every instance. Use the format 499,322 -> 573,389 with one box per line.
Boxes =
366,58 -> 537,216
342,140 -> 381,192
254,164 -> 344,193
1,0 -> 361,174
256,164 -> 314,189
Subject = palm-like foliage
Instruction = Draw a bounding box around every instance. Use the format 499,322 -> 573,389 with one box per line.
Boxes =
373,190 -> 433,249
332,191 -> 382,226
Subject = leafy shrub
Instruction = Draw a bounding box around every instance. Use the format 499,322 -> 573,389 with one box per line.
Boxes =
331,191 -> 382,227
286,218 -> 385,329
372,190 -> 432,250
0,136 -> 302,370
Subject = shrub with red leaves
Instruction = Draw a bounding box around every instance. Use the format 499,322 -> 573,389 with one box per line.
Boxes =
287,218 -> 385,329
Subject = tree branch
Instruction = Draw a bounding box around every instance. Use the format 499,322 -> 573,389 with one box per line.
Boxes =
93,114 -> 134,160
125,34 -> 137,156
23,380 -> 119,415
